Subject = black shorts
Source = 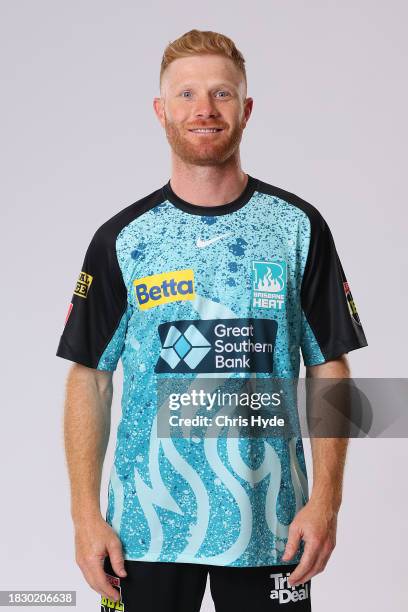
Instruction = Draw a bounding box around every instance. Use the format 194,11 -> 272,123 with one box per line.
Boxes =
100,556 -> 312,612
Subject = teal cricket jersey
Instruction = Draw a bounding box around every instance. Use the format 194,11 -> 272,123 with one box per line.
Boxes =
56,175 -> 368,567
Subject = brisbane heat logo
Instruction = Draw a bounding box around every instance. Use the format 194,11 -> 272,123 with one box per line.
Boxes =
252,260 -> 287,310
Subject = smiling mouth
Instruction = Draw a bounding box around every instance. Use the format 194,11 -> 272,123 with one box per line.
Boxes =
188,128 -> 224,133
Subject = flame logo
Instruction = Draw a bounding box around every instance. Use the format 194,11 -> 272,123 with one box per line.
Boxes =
256,263 -> 285,293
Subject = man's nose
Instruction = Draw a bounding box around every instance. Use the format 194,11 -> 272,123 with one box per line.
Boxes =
193,95 -> 220,119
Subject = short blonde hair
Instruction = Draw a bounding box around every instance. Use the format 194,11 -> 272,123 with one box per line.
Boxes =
160,29 -> 247,89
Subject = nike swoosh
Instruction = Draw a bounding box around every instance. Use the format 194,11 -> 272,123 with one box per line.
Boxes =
196,233 -> 231,248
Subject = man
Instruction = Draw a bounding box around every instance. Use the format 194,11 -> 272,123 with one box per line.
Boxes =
56,29 -> 368,612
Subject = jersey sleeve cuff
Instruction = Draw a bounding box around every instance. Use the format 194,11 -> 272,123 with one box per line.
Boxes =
55,337 -> 117,371
303,337 -> 368,367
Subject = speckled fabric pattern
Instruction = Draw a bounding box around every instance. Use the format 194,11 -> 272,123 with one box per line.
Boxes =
56,175 -> 368,567
102,191 -> 314,566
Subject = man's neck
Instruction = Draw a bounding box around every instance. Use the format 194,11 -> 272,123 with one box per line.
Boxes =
168,157 -> 248,207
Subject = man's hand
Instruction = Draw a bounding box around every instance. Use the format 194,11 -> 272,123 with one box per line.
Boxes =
74,516 -> 127,603
281,499 -> 337,587
282,355 -> 350,587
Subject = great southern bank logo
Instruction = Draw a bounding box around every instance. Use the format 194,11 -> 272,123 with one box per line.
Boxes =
252,260 -> 286,310
133,269 -> 195,311
155,318 -> 277,374
157,323 -> 211,370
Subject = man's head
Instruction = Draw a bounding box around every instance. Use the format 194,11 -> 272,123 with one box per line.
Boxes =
153,29 -> 253,167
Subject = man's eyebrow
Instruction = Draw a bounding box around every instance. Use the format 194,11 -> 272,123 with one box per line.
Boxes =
176,81 -> 238,90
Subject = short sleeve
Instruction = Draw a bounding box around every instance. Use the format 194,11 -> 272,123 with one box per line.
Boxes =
56,226 -> 129,371
300,212 -> 368,366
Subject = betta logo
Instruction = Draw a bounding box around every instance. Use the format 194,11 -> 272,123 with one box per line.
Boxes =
133,269 -> 195,311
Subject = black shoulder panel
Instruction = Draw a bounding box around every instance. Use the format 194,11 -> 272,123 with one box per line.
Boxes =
56,188 -> 165,369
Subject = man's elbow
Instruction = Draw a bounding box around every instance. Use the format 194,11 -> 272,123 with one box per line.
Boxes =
66,363 -> 114,398
306,353 -> 351,378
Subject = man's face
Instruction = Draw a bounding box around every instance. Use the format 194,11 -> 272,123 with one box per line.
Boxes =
155,54 -> 253,166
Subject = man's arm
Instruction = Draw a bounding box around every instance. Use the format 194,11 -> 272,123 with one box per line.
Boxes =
64,363 -> 126,603
282,354 -> 351,587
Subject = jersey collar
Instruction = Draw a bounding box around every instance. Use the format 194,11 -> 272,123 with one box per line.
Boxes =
162,174 -> 258,216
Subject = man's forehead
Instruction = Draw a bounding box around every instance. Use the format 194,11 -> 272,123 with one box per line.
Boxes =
162,55 -> 244,90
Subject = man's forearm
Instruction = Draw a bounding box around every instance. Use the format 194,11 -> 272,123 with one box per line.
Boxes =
306,355 -> 351,513
309,437 -> 348,513
63,364 -> 113,525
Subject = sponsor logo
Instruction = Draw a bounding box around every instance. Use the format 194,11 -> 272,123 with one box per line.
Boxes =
155,318 -> 277,373
133,269 -> 195,311
74,271 -> 93,298
101,573 -> 124,611
343,281 -> 362,326
64,302 -> 73,326
196,233 -> 231,248
252,260 -> 286,310
269,572 -> 309,605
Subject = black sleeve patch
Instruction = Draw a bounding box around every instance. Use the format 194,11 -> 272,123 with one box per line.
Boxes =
56,226 -> 128,370
300,212 -> 368,363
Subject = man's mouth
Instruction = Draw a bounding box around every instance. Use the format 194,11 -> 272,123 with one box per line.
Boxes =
188,128 -> 224,133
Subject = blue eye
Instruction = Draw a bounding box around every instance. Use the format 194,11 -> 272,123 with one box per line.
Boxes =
181,91 -> 192,98
216,90 -> 230,98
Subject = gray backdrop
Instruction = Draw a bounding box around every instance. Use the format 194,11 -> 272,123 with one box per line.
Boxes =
1,0 -> 407,610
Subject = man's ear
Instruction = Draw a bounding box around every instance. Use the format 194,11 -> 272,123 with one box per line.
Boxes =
242,97 -> 254,128
153,97 -> 165,128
